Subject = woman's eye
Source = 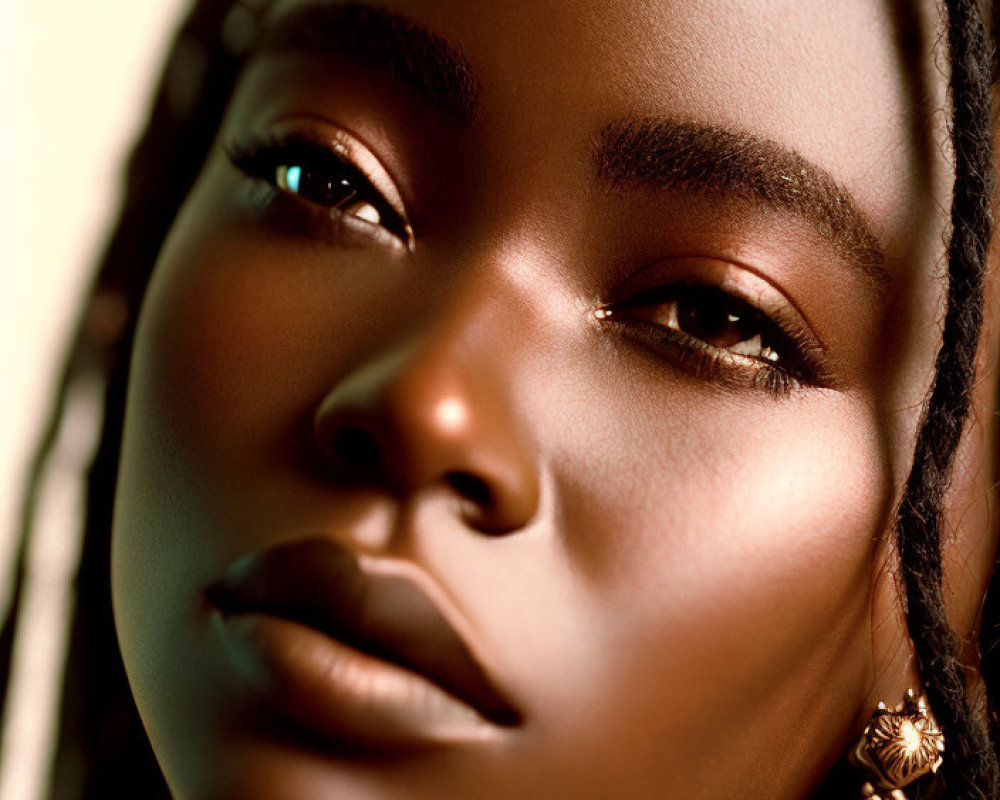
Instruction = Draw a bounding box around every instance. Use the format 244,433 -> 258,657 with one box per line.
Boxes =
275,163 -> 383,225
598,283 -> 817,395
227,136 -> 410,242
622,285 -> 780,362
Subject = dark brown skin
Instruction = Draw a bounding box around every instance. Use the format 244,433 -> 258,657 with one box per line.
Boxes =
110,1 -> 1000,798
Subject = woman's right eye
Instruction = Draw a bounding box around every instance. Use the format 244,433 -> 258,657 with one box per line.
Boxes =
227,136 -> 411,242
274,163 -> 380,223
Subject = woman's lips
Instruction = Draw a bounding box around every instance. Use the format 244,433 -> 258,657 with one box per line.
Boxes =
204,537 -> 520,748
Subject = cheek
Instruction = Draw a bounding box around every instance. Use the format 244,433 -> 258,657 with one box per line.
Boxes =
615,405 -> 887,686
128,238 -> 344,466
111,200 -> 395,777
511,387 -> 892,793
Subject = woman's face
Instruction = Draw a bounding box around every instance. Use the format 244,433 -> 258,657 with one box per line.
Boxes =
112,1 -> 961,797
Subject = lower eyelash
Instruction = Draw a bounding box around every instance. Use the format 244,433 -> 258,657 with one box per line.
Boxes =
613,319 -> 803,398
750,363 -> 799,397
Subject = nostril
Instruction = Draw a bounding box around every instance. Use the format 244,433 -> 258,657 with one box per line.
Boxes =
312,368 -> 539,534
330,427 -> 382,476
445,471 -> 497,524
446,471 -> 492,506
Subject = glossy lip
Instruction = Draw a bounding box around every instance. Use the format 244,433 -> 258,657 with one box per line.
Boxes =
204,537 -> 520,748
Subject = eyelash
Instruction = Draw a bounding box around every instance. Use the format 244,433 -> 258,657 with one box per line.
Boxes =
225,134 -> 411,244
597,282 -> 830,398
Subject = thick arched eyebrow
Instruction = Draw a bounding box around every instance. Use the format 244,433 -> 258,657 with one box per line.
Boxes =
251,1 -> 480,126
594,119 -> 892,294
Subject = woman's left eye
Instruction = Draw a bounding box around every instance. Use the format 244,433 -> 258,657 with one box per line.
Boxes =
620,284 -> 780,360
598,283 -> 818,394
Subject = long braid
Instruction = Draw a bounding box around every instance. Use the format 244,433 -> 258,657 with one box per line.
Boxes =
895,0 -> 997,797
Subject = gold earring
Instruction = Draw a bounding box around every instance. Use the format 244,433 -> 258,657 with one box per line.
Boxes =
851,689 -> 945,800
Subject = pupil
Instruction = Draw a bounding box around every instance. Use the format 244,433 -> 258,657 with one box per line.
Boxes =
676,290 -> 756,349
291,164 -> 356,207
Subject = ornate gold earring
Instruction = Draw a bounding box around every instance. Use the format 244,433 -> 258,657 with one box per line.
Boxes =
851,689 -> 945,800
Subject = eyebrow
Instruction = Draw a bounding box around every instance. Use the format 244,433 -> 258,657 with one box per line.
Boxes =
251,6 -> 889,292
252,1 -> 480,126
594,119 -> 891,291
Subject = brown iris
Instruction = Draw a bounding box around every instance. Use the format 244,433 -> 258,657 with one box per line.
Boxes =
613,284 -> 779,362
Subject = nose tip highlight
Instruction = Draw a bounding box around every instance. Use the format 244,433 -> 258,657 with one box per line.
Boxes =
312,349 -> 540,536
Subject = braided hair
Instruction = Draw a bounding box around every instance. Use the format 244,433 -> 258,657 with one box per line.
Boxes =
1,0 -> 998,797
899,2 -> 999,798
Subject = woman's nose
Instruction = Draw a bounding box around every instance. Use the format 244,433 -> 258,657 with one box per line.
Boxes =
312,307 -> 541,535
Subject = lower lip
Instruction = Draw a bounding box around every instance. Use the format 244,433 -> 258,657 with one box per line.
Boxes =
211,611 -> 503,749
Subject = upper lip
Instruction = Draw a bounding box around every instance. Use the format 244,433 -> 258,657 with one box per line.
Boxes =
204,537 -> 520,727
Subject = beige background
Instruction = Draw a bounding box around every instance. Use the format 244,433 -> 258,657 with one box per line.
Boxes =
1,0 -> 186,586
0,1 -> 187,797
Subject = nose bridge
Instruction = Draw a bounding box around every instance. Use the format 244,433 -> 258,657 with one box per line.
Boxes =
313,264 -> 541,534
407,262 -> 516,380
356,261 -> 526,426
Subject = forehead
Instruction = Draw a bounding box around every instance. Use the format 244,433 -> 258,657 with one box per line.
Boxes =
262,0 -> 949,253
